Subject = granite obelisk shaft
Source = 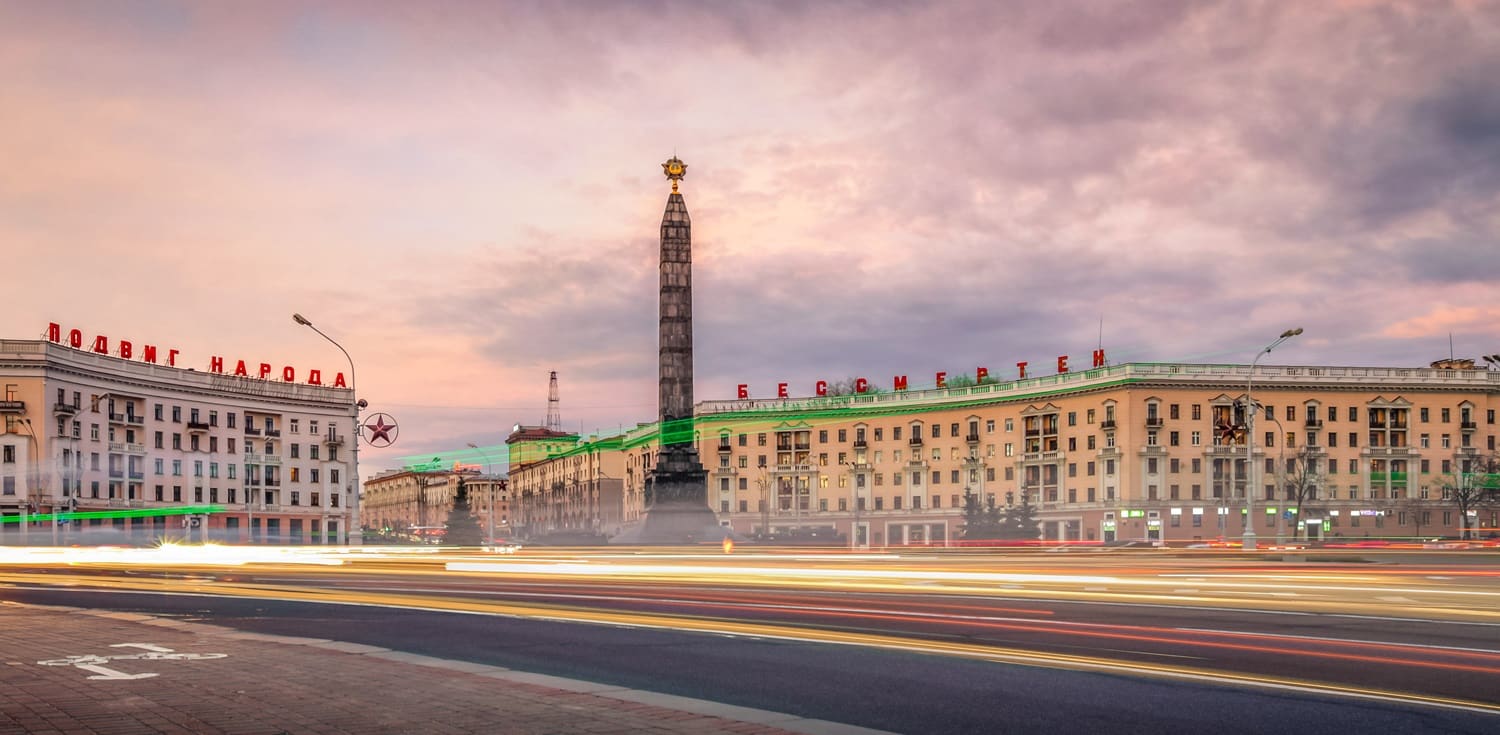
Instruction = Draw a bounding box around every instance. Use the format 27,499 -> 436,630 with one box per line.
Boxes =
611,158 -> 721,544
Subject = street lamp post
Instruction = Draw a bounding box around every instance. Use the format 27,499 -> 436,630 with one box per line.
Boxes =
16,418 -> 42,545
467,442 -> 499,548
292,313 -> 362,545
1244,328 -> 1303,551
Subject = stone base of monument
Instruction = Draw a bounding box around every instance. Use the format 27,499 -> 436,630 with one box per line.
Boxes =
609,501 -> 739,545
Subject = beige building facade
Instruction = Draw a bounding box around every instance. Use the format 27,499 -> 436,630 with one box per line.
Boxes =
1,339 -> 359,544
506,426 -> 626,539
361,468 -> 510,543
513,361 -> 1500,546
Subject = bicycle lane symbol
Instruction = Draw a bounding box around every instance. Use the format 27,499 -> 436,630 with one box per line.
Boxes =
37,643 -> 229,680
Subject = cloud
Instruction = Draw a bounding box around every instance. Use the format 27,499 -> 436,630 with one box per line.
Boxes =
4,0 -> 1500,476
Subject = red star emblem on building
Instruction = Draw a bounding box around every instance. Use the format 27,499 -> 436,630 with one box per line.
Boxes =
362,413 -> 399,446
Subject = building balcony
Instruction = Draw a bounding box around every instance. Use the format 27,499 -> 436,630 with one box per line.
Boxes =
0,400 -> 24,414
127,415 -> 144,426
1461,421 -> 1478,431
1101,419 -> 1117,431
1145,417 -> 1164,429
908,436 -> 923,446
245,426 -> 262,436
53,403 -> 77,416
965,433 -> 980,444
324,430 -> 344,446
108,468 -> 125,479
265,428 -> 282,437
128,472 -> 144,480
853,438 -> 868,449
1304,419 -> 1323,428
717,440 -> 732,452
187,421 -> 210,433
265,478 -> 282,487
244,453 -> 281,465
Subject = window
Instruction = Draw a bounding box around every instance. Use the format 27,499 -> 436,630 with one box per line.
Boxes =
228,413 -> 236,429
291,444 -> 300,459
1169,404 -> 1180,420
1005,419 -> 1014,432
310,469 -> 320,483
1169,431 -> 1180,447
172,406 -> 181,423
1067,412 -> 1076,427
1349,406 -> 1358,422
1441,408 -> 1451,423
949,423 -> 959,437
291,419 -> 300,434
172,460 -> 181,476
291,491 -> 300,506
818,430 -> 828,443
874,428 -> 883,441
931,423 -> 940,439
1190,431 -> 1201,446
1286,405 -> 1295,421
1192,404 -> 1202,420
154,404 -> 164,421
985,420 -> 995,433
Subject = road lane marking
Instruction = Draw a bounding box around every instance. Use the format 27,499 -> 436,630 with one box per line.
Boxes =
37,644 -> 227,680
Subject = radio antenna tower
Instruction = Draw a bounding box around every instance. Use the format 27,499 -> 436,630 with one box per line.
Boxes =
545,371 -> 561,432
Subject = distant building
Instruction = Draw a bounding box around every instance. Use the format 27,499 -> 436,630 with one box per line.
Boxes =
360,467 -> 507,542
510,361 -> 1500,545
0,338 -> 358,544
506,425 -> 624,538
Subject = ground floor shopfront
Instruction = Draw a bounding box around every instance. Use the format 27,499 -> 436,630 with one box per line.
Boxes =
711,500 -> 1496,547
0,508 -> 346,545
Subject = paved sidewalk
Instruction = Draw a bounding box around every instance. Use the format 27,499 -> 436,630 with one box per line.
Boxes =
0,602 -> 887,735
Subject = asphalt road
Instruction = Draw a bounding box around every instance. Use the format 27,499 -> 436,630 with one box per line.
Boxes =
3,548 -> 1499,734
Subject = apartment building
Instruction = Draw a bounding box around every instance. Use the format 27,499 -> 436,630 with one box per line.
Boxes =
510,361 -> 1500,545
0,338 -> 358,544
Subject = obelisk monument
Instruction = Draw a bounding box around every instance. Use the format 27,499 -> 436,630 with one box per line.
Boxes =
611,157 -> 722,544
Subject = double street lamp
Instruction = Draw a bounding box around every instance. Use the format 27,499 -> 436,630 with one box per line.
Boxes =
293,313 -> 362,545
1244,327 -> 1304,551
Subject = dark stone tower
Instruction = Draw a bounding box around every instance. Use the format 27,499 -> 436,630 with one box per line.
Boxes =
610,157 -> 723,544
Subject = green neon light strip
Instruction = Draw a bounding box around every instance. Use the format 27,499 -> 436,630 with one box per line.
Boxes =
0,505 -> 226,525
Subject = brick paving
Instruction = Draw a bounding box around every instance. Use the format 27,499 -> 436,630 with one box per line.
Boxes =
0,603 -> 884,735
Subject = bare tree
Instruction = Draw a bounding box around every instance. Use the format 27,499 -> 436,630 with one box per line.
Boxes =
825,377 -> 885,396
1282,446 -> 1324,541
1437,452 -> 1500,540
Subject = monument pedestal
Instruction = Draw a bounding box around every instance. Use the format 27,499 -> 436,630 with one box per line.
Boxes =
609,499 -> 727,545
611,449 -> 732,544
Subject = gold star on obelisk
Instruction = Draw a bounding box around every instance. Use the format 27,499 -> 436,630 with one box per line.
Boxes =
662,156 -> 687,193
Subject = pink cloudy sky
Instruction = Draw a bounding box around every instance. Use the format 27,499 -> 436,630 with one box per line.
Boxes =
4,1 -> 1499,475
